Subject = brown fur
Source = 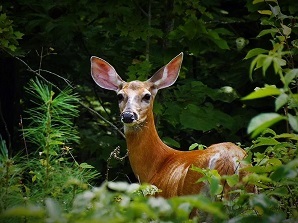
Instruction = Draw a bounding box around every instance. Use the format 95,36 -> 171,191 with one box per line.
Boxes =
121,81 -> 248,198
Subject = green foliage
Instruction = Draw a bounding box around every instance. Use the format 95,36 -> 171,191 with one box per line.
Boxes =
0,135 -> 24,211
22,79 -> 98,206
0,6 -> 23,53
242,1 -> 298,137
24,78 -> 79,151
0,80 -> 99,221
245,129 -> 298,220
0,182 -> 228,223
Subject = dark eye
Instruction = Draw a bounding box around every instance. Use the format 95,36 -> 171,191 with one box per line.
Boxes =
142,93 -> 151,101
117,93 -> 124,102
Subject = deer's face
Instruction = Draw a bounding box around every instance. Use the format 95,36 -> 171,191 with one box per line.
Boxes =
117,81 -> 156,127
90,53 -> 183,132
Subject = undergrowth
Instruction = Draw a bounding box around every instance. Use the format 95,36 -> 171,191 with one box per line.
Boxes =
0,79 -> 99,222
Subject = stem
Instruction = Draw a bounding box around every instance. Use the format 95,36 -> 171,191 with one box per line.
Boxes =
4,161 -> 9,208
44,92 -> 53,194
19,115 -> 29,160
37,47 -> 44,76
0,101 -> 11,154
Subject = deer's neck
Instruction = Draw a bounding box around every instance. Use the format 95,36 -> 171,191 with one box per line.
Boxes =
124,111 -> 176,183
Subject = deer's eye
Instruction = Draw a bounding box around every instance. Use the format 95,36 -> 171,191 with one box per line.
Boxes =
117,93 -> 124,102
142,93 -> 151,102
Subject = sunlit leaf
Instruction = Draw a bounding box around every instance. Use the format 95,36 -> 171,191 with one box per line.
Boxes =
242,85 -> 281,100
284,69 -> 298,86
257,10 -> 272,15
189,143 -> 206,151
288,113 -> 298,132
257,28 -> 279,38
247,113 -> 285,137
275,93 -> 288,111
79,162 -> 95,169
281,24 -> 291,36
244,48 -> 268,60
252,137 -> 280,147
262,56 -> 273,75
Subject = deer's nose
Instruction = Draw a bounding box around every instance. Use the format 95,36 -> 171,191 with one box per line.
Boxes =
121,112 -> 138,124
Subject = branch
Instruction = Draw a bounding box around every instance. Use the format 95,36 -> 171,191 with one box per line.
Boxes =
12,53 -> 125,139
39,69 -> 73,89
79,101 -> 125,139
14,55 -> 62,91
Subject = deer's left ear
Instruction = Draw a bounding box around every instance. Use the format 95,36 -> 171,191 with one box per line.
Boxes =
148,52 -> 183,90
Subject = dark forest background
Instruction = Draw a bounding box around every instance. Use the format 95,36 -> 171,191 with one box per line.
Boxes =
0,1 -> 298,222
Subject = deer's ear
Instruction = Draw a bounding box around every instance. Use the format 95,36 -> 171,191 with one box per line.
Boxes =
148,52 -> 183,90
91,56 -> 123,91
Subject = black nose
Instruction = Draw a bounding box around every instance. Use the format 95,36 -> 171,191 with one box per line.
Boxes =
121,112 -> 138,123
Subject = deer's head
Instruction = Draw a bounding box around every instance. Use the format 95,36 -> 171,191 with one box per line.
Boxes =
91,53 -> 183,131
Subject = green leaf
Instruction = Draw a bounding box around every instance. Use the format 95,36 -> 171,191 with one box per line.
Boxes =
244,48 -> 269,60
257,10 -> 272,15
273,57 -> 286,67
281,24 -> 291,36
249,54 -> 267,77
253,137 -> 280,147
242,85 -> 281,100
249,194 -> 278,213
189,143 -> 199,150
270,159 -> 298,181
268,187 -> 288,197
247,113 -> 285,137
210,177 -> 223,196
270,5 -> 281,17
284,69 -> 298,86
79,162 -> 95,169
257,28 -> 279,38
225,174 -> 239,187
180,104 -> 234,132
275,93 -> 288,111
162,137 -> 180,148
288,113 -> 298,132
189,143 -> 206,151
262,56 -> 273,75
208,30 -> 230,50
253,0 -> 277,4
14,31 -> 24,39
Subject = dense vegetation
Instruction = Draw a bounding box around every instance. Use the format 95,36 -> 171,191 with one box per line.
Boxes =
0,0 -> 297,222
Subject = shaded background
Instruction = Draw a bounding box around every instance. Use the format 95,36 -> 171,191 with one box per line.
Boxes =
1,0 -> 297,184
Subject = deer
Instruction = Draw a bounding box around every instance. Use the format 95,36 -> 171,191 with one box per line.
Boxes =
90,52 -> 252,199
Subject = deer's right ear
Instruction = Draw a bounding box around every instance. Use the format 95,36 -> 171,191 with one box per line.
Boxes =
91,56 -> 123,91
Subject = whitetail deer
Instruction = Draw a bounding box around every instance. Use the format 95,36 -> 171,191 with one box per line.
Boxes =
91,53 -> 250,198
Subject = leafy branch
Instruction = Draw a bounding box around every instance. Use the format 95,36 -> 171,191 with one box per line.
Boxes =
11,51 -> 125,139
